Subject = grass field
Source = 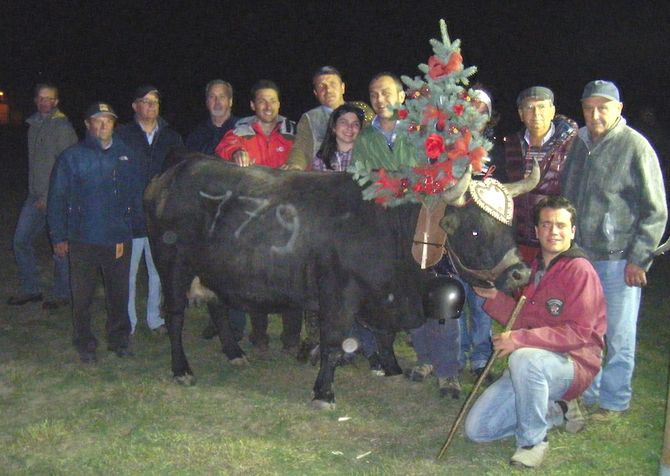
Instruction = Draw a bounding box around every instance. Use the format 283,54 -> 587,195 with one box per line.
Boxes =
0,176 -> 668,475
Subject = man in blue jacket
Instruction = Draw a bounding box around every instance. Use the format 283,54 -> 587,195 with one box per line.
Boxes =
116,85 -> 183,335
47,102 -> 144,363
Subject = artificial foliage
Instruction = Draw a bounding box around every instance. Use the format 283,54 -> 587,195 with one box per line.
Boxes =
350,19 -> 492,208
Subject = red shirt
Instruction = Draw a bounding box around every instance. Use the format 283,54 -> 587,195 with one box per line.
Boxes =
215,118 -> 295,169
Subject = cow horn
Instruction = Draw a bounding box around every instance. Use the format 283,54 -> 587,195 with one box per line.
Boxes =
442,166 -> 472,206
504,158 -> 540,198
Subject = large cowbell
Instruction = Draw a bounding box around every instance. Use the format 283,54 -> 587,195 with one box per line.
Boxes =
423,275 -> 465,320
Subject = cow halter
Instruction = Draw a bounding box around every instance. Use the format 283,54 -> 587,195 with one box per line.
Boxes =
444,236 -> 522,288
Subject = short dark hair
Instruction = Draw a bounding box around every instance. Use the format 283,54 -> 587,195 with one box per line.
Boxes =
250,80 -> 280,102
312,66 -> 343,86
205,79 -> 233,98
34,83 -> 59,99
533,196 -> 577,227
369,72 -> 403,92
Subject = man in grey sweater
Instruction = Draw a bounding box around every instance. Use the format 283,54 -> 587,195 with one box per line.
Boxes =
562,80 -> 667,417
8,83 -> 77,308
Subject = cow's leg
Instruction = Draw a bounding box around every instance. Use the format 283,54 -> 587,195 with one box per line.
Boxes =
374,331 -> 403,376
297,310 -> 320,364
311,335 -> 344,409
280,309 -> 302,353
163,250 -> 196,384
208,301 -> 247,365
248,312 -> 269,351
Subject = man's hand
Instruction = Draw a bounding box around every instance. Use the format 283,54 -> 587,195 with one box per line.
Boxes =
624,262 -> 647,287
473,286 -> 498,300
53,241 -> 69,258
232,150 -> 253,167
34,199 -> 47,211
492,331 -> 516,358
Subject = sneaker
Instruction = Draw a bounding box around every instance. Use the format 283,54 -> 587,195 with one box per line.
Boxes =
368,353 -> 385,376
151,324 -> 168,335
557,399 -> 586,433
510,441 -> 548,468
404,363 -> 433,382
590,407 -> 623,422
78,350 -> 97,364
109,346 -> 134,358
7,293 -> 43,305
201,322 -> 218,339
471,366 -> 496,384
42,298 -> 70,310
438,376 -> 461,399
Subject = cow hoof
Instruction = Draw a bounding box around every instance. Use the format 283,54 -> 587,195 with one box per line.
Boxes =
229,356 -> 249,366
174,374 -> 196,386
311,399 -> 336,411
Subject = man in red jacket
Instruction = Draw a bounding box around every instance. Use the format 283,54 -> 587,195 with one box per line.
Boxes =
215,79 -> 296,168
464,196 -> 606,468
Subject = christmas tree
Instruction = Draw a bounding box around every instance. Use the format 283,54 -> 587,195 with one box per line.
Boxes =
350,19 -> 491,208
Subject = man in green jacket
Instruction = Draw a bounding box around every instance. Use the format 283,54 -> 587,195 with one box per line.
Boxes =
8,83 -> 78,309
351,72 -> 416,170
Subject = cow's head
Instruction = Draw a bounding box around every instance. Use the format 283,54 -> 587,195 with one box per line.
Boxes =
440,160 -> 540,293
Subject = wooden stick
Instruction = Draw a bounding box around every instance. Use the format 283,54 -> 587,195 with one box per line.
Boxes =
437,295 -> 527,460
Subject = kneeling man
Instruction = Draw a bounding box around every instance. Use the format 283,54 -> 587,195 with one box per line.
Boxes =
465,196 -> 606,468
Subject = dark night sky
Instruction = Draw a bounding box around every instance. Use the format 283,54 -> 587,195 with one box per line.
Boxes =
3,1 -> 670,136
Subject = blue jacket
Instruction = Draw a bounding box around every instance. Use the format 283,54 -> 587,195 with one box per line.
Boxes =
116,116 -> 184,186
47,134 -> 144,246
185,115 -> 239,155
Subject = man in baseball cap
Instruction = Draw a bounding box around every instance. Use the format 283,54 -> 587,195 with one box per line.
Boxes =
563,80 -> 667,417
47,101 -> 143,363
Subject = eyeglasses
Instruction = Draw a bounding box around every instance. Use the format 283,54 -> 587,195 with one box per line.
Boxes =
520,103 -> 552,113
138,99 -> 159,106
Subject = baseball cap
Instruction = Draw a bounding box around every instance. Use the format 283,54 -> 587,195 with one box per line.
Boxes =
516,86 -> 554,107
85,102 -> 117,119
133,85 -> 160,101
581,80 -> 620,102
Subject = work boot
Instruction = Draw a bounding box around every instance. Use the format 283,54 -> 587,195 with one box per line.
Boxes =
510,440 -> 548,468
557,399 -> 586,433
438,376 -> 461,399
404,363 -> 433,382
367,353 -> 385,376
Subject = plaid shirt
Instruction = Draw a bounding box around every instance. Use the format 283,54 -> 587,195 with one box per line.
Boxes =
311,149 -> 353,172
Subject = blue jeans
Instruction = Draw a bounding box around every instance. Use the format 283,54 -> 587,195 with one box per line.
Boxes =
351,321 -> 378,358
409,316 -> 460,378
128,237 -> 164,332
465,348 -> 574,447
459,281 -> 493,371
583,260 -> 641,411
13,196 -> 69,298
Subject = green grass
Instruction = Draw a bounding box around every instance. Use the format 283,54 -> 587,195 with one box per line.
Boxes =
1,234 -> 668,474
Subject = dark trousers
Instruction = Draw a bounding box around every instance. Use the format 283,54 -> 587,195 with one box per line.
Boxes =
69,241 -> 131,352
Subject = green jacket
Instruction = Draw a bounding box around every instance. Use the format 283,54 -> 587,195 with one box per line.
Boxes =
351,124 -> 418,171
562,117 -> 667,269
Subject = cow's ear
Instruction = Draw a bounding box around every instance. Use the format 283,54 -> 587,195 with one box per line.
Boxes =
440,212 -> 460,235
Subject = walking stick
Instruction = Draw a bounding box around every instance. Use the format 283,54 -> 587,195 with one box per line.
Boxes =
437,295 -> 527,460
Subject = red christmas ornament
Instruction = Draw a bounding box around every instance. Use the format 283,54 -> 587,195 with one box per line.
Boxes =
453,104 -> 465,116
397,109 -> 409,120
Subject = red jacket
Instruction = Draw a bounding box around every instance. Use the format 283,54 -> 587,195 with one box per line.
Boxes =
483,246 -> 606,400
215,116 -> 296,169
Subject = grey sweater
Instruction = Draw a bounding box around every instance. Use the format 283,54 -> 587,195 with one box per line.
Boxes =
26,109 -> 78,200
562,117 -> 667,269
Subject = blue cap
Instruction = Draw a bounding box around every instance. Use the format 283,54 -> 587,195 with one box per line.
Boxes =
581,80 -> 620,102
516,86 -> 554,107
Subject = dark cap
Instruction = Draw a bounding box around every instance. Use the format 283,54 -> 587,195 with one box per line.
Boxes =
516,86 -> 554,107
133,85 -> 160,101
85,102 -> 117,119
581,80 -> 620,102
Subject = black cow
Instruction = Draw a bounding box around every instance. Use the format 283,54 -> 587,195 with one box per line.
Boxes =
144,153 -> 538,408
